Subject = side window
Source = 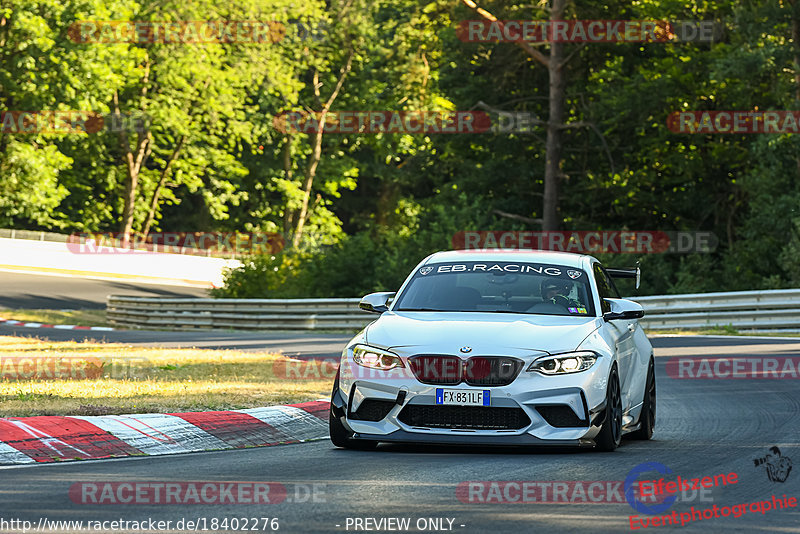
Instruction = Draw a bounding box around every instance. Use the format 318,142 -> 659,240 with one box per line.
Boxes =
602,267 -> 622,299
593,264 -> 614,314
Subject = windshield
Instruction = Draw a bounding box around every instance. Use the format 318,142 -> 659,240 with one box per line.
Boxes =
393,261 -> 595,316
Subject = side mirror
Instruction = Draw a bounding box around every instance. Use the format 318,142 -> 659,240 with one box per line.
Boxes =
358,292 -> 395,314
603,298 -> 645,321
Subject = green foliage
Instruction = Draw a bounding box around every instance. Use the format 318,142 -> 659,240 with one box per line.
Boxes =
3,0 -> 800,296
215,194 -> 493,297
0,140 -> 71,227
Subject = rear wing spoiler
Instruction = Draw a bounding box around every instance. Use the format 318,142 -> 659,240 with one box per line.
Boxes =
605,266 -> 641,290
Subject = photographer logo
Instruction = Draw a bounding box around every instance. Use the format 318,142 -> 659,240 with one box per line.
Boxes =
754,447 -> 793,483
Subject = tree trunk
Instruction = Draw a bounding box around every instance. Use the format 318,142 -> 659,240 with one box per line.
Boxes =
291,50 -> 354,248
292,106 -> 327,248
118,134 -> 152,248
119,162 -> 138,248
791,2 -> 800,178
542,0 -> 567,231
142,135 -> 185,237
117,137 -> 151,247
794,19 -> 800,103
282,135 -> 295,238
116,62 -> 151,248
461,0 -> 571,231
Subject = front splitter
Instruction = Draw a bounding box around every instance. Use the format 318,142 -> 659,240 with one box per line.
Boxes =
352,429 -> 595,448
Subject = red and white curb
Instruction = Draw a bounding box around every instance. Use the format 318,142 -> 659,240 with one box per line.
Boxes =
0,401 -> 330,465
0,318 -> 114,331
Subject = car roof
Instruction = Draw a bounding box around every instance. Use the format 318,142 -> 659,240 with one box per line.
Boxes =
423,249 -> 595,269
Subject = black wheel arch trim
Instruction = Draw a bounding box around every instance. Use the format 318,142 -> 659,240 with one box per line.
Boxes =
590,363 -> 620,427
330,369 -> 348,419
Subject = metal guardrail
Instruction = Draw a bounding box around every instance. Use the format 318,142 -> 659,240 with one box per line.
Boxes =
0,229 -> 70,242
634,289 -> 800,331
107,296 -> 366,330
107,289 -> 800,332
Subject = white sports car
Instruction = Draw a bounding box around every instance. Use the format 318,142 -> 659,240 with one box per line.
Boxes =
329,250 -> 655,451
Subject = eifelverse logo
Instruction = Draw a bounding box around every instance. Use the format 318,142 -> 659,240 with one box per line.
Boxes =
419,266 -> 434,276
625,462 -> 677,515
568,270 -> 582,279
754,447 -> 793,483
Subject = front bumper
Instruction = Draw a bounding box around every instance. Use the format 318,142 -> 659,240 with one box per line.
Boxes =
332,355 -> 612,446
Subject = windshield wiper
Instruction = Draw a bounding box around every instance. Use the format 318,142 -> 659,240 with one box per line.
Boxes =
395,307 -> 442,312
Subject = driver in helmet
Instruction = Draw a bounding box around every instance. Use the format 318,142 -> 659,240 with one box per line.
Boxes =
541,280 -> 581,308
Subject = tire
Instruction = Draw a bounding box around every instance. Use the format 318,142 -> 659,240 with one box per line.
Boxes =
595,365 -> 622,452
629,358 -> 656,440
329,381 -> 378,450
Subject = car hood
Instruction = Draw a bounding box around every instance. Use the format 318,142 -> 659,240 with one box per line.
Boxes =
365,311 -> 602,355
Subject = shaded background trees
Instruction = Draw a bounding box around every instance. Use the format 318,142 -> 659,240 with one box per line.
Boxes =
1,0 -> 799,296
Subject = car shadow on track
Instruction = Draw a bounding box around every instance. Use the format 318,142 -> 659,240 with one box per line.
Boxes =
332,443 -> 625,455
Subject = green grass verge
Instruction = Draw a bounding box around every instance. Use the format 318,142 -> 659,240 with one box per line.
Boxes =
0,308 -> 110,327
0,335 -> 331,416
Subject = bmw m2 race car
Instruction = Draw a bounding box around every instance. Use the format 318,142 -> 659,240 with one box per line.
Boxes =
329,250 -> 655,451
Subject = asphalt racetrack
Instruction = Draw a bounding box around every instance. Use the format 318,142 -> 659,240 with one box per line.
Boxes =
0,323 -> 352,359
0,271 -> 208,309
1,335 -> 799,533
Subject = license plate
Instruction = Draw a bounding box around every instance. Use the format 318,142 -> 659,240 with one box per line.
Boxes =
435,389 -> 490,406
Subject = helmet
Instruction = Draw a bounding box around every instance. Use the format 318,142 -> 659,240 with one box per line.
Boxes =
541,280 -> 565,296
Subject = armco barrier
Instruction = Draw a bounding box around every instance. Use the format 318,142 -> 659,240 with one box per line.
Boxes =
106,289 -> 800,332
107,296 -> 366,330
634,289 -> 800,331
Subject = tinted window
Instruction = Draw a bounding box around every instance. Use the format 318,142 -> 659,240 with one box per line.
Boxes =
593,263 -> 615,313
394,261 -> 595,317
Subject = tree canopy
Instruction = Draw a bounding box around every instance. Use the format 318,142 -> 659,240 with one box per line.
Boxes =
1,0 -> 799,296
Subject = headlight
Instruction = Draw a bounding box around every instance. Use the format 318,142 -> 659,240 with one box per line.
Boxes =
352,345 -> 405,370
527,351 -> 598,375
